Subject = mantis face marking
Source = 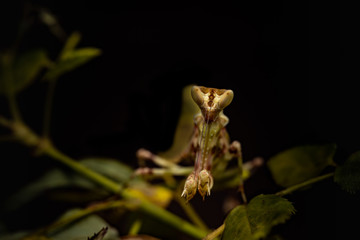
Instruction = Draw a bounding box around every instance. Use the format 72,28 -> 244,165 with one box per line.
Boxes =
181,86 -> 234,201
191,86 -> 233,122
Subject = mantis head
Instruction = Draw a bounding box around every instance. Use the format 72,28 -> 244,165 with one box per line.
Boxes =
191,86 -> 234,122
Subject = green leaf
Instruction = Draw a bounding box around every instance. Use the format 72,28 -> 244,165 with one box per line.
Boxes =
81,158 -> 133,183
12,49 -> 51,92
334,151 -> 360,194
4,158 -> 132,211
0,49 -> 50,95
246,195 -> 295,239
44,47 -> 101,81
50,210 -> 118,240
222,205 -> 253,240
267,144 -> 336,187
222,194 -> 295,240
4,168 -> 97,211
60,31 -> 82,57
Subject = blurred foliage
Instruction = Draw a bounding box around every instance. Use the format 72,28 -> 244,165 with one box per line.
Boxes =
0,49 -> 50,96
267,144 -> 336,187
335,151 -> 360,194
0,31 -> 101,99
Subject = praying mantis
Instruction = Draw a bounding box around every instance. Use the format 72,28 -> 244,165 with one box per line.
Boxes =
135,85 -> 261,203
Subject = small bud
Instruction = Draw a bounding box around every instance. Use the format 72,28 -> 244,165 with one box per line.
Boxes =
181,172 -> 198,202
198,169 -> 214,200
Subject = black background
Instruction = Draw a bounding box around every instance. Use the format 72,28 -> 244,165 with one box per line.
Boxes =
0,1 -> 359,240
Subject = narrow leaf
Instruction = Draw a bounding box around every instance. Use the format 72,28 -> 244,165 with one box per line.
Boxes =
267,144 -> 336,187
81,158 -> 133,183
5,158 -> 132,210
12,49 -> 51,92
222,194 -> 295,240
60,31 -> 82,57
44,47 -> 101,81
4,168 -> 96,211
50,211 -> 118,240
335,151 -> 360,194
0,50 -> 50,95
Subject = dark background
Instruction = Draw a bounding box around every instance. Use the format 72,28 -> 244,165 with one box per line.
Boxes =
0,1 -> 358,240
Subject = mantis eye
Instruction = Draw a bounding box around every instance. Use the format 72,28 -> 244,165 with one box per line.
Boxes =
191,86 -> 204,107
218,90 -> 233,110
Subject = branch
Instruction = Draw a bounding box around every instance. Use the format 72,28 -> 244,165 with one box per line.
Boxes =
174,186 -> 209,232
275,172 -> 335,197
0,116 -> 208,239
203,223 -> 225,240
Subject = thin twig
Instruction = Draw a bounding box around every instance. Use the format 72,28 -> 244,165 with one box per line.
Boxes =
237,144 -> 247,204
174,187 -> 209,232
275,172 -> 335,197
128,219 -> 142,236
0,117 -> 208,239
202,223 -> 225,240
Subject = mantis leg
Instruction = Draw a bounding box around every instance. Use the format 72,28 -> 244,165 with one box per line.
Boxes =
228,140 -> 247,204
134,127 -> 199,179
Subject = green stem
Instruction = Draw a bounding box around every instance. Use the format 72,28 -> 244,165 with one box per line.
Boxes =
45,145 -> 123,194
45,145 -> 207,239
275,172 -> 335,197
128,219 -> 142,235
203,223 -> 225,240
175,192 -> 209,232
130,198 -> 206,239
0,117 -> 207,239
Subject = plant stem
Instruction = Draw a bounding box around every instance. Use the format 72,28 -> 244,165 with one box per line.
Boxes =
127,195 -> 207,239
128,219 -> 142,236
45,144 -> 122,193
43,80 -> 57,138
175,192 -> 209,232
203,223 -> 225,240
0,116 -> 208,239
44,145 -> 207,238
275,172 -> 335,197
